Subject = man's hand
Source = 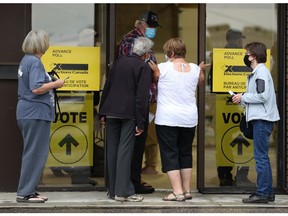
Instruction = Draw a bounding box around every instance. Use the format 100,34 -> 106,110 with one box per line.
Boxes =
135,127 -> 143,136
100,117 -> 106,128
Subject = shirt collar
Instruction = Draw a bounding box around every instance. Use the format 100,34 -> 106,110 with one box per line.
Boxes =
252,63 -> 265,74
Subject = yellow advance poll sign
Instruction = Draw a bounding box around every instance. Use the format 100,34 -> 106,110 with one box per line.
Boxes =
42,46 -> 100,91
212,48 -> 270,93
47,93 -> 93,167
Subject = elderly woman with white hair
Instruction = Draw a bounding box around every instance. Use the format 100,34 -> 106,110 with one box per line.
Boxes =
99,37 -> 154,202
16,30 -> 65,203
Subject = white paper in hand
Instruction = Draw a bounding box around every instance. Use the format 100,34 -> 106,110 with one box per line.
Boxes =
149,112 -> 155,123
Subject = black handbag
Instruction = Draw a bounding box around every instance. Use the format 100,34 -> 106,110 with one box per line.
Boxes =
240,115 -> 253,139
48,69 -> 61,116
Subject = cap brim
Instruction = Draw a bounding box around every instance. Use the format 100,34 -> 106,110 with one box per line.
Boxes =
148,23 -> 161,28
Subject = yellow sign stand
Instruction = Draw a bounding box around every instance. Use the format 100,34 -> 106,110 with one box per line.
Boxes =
47,93 -> 94,167
215,94 -> 254,167
42,46 -> 100,91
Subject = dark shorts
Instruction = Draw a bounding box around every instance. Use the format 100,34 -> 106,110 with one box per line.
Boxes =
155,125 -> 195,173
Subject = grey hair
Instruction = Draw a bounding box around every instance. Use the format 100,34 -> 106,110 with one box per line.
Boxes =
132,37 -> 154,56
22,30 -> 49,54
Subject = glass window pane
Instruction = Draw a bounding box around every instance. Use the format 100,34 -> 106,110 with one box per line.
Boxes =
32,4 -> 94,46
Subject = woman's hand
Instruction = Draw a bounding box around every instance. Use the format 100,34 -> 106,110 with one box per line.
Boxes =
148,61 -> 160,83
148,61 -> 158,71
199,61 -> 211,70
198,61 -> 210,85
54,79 -> 65,89
232,93 -> 242,104
32,79 -> 65,94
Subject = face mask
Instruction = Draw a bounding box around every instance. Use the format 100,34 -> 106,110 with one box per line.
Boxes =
165,55 -> 170,62
145,28 -> 156,39
243,55 -> 252,68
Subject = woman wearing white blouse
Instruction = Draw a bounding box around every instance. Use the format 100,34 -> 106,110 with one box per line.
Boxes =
149,38 -> 209,201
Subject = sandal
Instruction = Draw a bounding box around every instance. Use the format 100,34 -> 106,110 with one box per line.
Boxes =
184,192 -> 193,200
162,192 -> 185,202
35,192 -> 48,201
16,194 -> 45,203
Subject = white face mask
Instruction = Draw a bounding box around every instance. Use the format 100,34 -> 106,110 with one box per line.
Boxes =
165,55 -> 170,62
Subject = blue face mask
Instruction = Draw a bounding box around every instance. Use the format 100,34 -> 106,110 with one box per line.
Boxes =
145,28 -> 157,39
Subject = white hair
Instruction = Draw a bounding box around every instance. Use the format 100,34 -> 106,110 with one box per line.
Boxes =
132,37 -> 154,56
22,30 -> 49,54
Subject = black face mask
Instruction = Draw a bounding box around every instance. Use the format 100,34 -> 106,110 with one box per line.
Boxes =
243,55 -> 252,68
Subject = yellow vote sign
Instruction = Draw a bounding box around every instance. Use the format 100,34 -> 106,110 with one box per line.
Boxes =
215,94 -> 254,167
212,48 -> 270,93
42,46 -> 100,91
47,93 -> 93,167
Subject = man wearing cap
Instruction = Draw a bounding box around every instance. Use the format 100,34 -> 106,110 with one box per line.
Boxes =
117,10 -> 161,194
118,10 -> 160,57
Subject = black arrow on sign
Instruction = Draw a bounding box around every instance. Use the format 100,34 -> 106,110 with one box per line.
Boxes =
54,63 -> 88,71
224,65 -> 253,72
58,133 -> 79,155
230,134 -> 250,155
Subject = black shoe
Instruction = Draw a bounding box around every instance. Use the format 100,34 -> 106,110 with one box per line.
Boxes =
268,194 -> 275,202
242,194 -> 269,203
134,184 -> 155,194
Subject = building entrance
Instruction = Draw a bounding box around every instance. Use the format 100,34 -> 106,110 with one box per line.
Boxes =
0,3 -> 284,194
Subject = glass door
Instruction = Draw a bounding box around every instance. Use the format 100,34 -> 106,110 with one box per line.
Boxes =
32,3 -> 108,190
115,4 -> 199,190
202,3 -> 280,193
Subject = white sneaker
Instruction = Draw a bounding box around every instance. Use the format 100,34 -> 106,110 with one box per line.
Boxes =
115,194 -> 144,202
127,194 -> 144,202
115,196 -> 126,202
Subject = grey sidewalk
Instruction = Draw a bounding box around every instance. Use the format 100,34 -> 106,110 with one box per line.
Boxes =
1,191 -> 288,213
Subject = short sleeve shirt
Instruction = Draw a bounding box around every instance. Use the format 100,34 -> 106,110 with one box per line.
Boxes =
16,54 -> 55,121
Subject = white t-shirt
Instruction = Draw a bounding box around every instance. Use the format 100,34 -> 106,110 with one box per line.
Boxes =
155,62 -> 200,127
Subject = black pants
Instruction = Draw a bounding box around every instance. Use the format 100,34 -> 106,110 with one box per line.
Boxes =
106,118 -> 135,197
156,125 -> 195,173
130,120 -> 148,187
